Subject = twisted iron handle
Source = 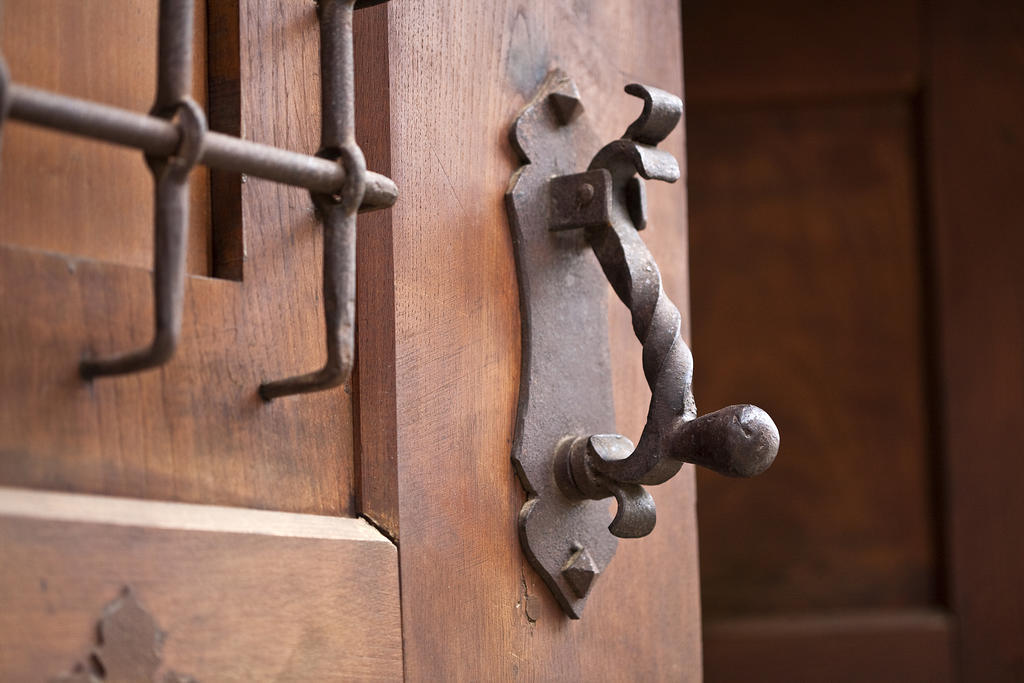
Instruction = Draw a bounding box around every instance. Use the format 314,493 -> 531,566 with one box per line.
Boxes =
552,84 -> 779,538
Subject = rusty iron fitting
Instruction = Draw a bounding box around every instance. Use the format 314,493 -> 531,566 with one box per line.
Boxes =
5,82 -> 396,208
507,69 -> 779,618
80,97 -> 208,379
0,0 -> 397,389
258,0 -> 389,400
80,0 -> 204,379
545,82 -> 780,539
146,96 -> 208,180
315,142 -> 367,211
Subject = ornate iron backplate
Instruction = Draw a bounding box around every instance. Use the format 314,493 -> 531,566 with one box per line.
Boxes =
506,70 -> 779,618
506,70 -> 617,618
50,586 -> 196,683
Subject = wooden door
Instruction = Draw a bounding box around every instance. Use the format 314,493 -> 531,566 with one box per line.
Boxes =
1,0 -> 702,679
0,1 -> 403,678
683,1 -> 1024,681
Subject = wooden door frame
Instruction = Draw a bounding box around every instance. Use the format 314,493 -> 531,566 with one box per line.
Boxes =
926,1 -> 1024,679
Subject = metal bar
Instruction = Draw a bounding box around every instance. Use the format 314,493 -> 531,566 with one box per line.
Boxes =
81,0 -> 201,378
154,0 -> 192,115
6,83 -> 397,209
259,0 -> 365,400
320,0 -> 356,150
9,83 -> 178,154
0,0 -> 396,389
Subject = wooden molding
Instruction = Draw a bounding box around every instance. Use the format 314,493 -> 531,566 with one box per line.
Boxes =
704,610 -> 954,683
0,488 -> 402,681
0,487 -> 388,542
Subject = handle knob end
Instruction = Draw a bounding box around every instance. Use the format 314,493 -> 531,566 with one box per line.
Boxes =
675,404 -> 779,478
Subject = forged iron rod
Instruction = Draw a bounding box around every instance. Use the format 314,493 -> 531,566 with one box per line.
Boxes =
0,0 -> 395,391
6,82 -> 397,209
258,0 -> 364,400
79,0 -> 201,378
553,84 -> 779,537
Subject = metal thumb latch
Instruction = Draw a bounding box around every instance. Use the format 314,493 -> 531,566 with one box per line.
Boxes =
506,70 -> 780,618
0,0 -> 395,398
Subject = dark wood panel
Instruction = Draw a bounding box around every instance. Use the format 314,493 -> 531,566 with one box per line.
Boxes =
382,1 -> 702,678
0,0 -> 211,275
926,1 -> 1024,680
683,0 -> 921,102
353,4 -> 400,538
206,0 -> 244,281
688,102 -> 937,616
704,611 -> 954,683
0,487 -> 402,681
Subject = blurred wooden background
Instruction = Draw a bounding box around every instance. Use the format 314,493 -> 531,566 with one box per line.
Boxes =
683,1 -> 1024,681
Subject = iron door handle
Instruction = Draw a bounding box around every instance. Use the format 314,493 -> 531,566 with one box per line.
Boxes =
506,70 -> 778,616
548,83 -> 779,538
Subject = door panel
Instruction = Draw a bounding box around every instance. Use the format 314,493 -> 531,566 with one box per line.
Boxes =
356,1 -> 703,678
0,487 -> 402,681
0,0 -> 211,274
686,0 -> 1024,680
0,0 -> 357,515
690,102 -> 935,616
703,612 -> 953,683
683,2 -> 951,678
927,1 -> 1024,678
1,0 -> 705,678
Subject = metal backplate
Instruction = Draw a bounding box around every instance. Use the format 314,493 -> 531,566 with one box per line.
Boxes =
506,70 -> 618,618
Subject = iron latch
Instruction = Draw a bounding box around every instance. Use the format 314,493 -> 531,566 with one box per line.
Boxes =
0,0 -> 395,399
506,70 -> 780,618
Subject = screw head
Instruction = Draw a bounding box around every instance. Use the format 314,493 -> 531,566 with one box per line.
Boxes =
562,547 -> 599,598
548,86 -> 583,125
577,182 -> 595,207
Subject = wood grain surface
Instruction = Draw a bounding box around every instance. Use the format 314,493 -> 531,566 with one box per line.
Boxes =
926,0 -> 1024,679
0,0 -> 211,275
688,102 -> 936,616
0,488 -> 402,681
0,0 -> 358,515
683,0 -> 921,103
355,1 -> 702,678
682,4 -> 959,680
353,4 -> 400,537
704,611 -> 953,683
